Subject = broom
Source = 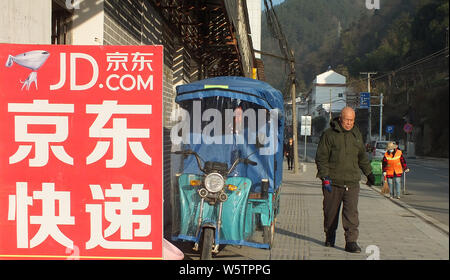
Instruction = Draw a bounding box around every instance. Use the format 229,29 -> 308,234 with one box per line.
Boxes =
381,175 -> 390,195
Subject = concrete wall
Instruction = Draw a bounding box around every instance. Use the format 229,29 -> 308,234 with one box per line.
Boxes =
313,86 -> 347,113
224,0 -> 255,77
70,0 -> 105,45
0,0 -> 52,44
247,0 -> 261,59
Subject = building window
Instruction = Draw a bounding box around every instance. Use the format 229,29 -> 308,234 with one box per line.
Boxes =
52,1 -> 72,45
338,93 -> 343,98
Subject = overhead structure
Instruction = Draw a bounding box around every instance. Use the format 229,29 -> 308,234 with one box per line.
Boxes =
150,0 -> 256,78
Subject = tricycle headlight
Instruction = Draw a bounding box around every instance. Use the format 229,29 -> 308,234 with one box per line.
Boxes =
204,173 -> 224,193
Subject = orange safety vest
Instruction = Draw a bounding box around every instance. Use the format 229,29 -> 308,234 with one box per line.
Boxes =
385,149 -> 403,176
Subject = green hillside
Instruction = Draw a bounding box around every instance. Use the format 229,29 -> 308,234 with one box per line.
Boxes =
261,0 -> 368,91
262,0 -> 449,157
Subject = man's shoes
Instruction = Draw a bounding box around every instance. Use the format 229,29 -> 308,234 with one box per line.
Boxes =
324,233 -> 335,247
345,242 -> 361,253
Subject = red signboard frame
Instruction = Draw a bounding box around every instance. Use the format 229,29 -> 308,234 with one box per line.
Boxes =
0,44 -> 163,260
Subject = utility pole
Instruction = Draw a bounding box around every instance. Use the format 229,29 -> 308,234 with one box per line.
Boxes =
290,50 -> 299,174
360,72 -> 377,142
370,92 -> 384,141
379,93 -> 383,141
263,0 -> 299,173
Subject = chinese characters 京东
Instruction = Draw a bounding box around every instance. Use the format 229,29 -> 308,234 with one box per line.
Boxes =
8,100 -> 152,168
106,52 -> 154,72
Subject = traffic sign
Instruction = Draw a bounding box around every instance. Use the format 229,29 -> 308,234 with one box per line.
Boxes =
403,123 -> 413,134
301,116 -> 311,136
359,92 -> 370,109
386,125 -> 394,134
301,126 -> 311,136
301,115 -> 312,126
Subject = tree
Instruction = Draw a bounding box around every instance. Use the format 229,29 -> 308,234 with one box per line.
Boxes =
312,116 -> 327,136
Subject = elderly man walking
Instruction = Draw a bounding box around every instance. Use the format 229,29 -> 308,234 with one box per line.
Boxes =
315,107 -> 375,253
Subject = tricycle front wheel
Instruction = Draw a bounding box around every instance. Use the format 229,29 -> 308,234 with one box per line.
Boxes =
200,228 -> 214,260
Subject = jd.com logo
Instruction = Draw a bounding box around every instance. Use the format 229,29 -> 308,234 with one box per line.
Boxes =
366,0 -> 381,9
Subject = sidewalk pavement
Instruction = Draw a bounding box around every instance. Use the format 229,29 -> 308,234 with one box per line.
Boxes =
184,161 -> 449,260
269,161 -> 449,260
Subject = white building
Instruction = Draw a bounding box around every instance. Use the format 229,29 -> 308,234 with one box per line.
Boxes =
310,69 -> 347,117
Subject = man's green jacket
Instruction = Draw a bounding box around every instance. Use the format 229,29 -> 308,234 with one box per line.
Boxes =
315,118 -> 372,187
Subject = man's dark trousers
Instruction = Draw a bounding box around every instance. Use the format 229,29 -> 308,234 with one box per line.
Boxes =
322,184 -> 360,242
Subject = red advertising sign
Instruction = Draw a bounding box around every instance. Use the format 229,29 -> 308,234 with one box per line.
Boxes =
0,44 -> 163,260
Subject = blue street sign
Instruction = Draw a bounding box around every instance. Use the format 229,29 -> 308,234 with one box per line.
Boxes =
360,92 -> 370,109
386,125 -> 394,134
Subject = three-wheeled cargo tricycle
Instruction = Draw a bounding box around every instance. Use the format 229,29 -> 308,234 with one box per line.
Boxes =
170,76 -> 284,259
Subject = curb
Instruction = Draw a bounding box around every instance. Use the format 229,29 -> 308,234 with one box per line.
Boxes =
366,183 -> 449,236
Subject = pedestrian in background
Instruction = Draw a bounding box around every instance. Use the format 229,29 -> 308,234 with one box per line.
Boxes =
382,141 -> 410,199
284,138 -> 294,170
315,107 -> 375,253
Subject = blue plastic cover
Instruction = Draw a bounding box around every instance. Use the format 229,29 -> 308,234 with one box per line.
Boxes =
176,76 -> 284,111
181,133 -> 281,192
174,77 -> 285,192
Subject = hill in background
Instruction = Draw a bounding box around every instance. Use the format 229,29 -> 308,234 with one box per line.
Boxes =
261,0 -> 449,157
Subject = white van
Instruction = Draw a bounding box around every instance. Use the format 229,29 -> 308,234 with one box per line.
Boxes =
370,140 -> 390,160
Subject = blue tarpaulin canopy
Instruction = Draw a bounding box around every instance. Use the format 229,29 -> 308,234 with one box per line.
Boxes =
175,76 -> 285,192
176,76 -> 284,111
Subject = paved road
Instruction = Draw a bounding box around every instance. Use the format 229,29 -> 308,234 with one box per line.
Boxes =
401,157 -> 449,226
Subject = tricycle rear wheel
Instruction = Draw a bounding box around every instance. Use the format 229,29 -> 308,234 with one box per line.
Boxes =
263,221 -> 275,248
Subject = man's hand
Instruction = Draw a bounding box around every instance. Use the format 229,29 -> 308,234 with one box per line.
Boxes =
322,177 -> 332,193
367,173 -> 376,186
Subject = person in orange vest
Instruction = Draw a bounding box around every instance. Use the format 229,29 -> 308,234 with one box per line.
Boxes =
382,141 -> 410,199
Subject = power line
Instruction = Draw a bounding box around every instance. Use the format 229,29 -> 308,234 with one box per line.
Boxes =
263,0 -> 301,174
372,47 -> 449,81
342,47 -> 449,93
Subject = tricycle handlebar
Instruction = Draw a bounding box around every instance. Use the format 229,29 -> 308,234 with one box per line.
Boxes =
172,150 -> 206,173
172,150 -> 257,176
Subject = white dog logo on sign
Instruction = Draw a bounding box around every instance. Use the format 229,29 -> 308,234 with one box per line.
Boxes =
5,50 -> 50,91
